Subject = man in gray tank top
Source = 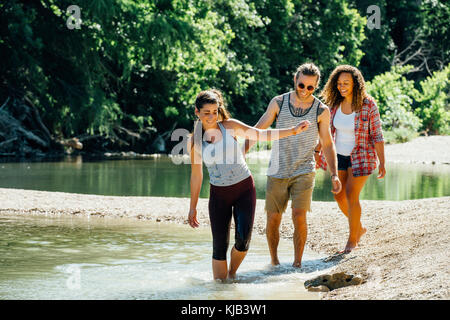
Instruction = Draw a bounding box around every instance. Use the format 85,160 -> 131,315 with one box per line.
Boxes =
244,63 -> 342,268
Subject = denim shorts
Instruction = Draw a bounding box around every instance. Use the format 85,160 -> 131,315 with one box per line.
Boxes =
337,154 -> 352,171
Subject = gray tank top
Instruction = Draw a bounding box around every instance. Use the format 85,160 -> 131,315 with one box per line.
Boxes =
268,92 -> 320,178
202,122 -> 251,186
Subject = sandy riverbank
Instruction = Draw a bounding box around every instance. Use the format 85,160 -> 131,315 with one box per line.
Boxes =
1,187 -> 448,300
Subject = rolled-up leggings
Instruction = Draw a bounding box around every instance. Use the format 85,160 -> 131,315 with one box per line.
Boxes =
208,175 -> 256,261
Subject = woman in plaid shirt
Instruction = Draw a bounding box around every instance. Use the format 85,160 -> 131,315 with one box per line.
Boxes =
315,65 -> 386,253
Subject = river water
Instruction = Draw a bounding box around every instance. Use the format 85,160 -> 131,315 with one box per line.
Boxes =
1,155 -> 448,299
0,155 -> 449,200
0,214 -> 333,300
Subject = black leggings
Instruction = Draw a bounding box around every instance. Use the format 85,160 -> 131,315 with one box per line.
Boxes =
208,175 -> 256,261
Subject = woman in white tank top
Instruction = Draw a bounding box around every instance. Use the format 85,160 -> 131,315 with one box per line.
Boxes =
188,89 -> 310,281
333,104 -> 355,156
317,65 -> 386,254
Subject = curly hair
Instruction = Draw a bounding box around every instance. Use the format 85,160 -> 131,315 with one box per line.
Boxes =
320,65 -> 370,112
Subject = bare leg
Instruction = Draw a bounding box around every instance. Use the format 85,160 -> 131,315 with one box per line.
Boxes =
341,171 -> 369,253
334,170 -> 366,243
334,170 -> 349,216
212,259 -> 228,281
228,246 -> 247,279
266,211 -> 282,265
292,208 -> 307,268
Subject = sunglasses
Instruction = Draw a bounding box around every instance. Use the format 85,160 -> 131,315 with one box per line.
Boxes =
298,82 -> 315,91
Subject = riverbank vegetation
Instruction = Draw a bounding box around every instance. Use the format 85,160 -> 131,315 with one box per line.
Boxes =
1,0 -> 448,157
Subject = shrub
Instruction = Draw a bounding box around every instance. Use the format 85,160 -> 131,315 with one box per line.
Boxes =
413,64 -> 450,135
367,66 -> 422,143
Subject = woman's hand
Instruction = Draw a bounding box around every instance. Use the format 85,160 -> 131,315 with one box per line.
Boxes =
314,151 -> 321,168
313,143 -> 322,168
188,208 -> 199,228
293,120 -> 311,134
377,163 -> 386,179
330,174 -> 342,194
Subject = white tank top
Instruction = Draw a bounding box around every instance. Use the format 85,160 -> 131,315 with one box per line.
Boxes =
202,122 -> 251,186
333,105 -> 355,156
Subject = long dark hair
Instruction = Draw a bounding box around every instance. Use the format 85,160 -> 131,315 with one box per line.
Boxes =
190,89 -> 231,160
195,89 -> 231,121
320,65 -> 370,112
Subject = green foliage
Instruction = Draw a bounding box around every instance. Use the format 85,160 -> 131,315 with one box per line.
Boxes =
420,0 -> 450,72
348,0 -> 449,81
259,0 -> 366,90
382,128 -> 417,144
367,66 -> 422,143
347,0 -> 393,80
413,64 -> 450,135
366,65 -> 418,114
382,95 -> 422,131
368,63 -> 450,141
0,0 -> 448,153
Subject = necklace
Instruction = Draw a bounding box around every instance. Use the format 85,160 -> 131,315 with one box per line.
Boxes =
289,94 -> 315,117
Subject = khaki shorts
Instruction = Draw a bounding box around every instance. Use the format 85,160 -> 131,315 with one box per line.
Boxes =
265,172 -> 315,213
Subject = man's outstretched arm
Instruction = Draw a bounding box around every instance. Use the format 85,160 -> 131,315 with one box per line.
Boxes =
243,97 -> 280,154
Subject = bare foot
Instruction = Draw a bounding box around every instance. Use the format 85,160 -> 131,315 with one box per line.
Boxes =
339,240 -> 358,254
292,261 -> 302,268
227,272 -> 236,280
357,226 -> 367,243
271,258 -> 280,266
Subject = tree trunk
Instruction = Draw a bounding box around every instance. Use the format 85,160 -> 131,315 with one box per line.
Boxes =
0,96 -> 79,157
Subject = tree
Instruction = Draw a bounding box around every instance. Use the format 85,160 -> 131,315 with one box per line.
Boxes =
366,65 -> 422,143
413,64 -> 450,135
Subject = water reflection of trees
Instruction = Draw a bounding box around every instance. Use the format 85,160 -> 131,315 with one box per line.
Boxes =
2,159 -> 448,201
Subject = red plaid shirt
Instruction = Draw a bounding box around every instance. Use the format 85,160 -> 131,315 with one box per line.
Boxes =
316,97 -> 384,177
